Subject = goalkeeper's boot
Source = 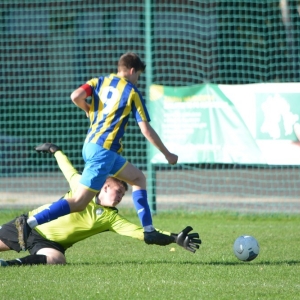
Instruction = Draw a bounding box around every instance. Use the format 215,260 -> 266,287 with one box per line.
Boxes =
34,143 -> 61,154
144,230 -> 175,246
15,215 -> 32,251
0,259 -> 9,267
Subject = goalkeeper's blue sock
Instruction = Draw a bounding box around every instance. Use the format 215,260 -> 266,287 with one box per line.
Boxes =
132,190 -> 153,229
27,199 -> 71,228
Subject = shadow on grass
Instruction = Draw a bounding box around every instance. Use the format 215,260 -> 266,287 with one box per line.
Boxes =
68,260 -> 300,266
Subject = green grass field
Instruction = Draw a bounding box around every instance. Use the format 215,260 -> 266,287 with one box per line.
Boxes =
0,210 -> 299,300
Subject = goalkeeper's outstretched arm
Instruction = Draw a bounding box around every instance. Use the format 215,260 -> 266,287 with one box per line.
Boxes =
54,151 -> 81,189
110,214 -> 201,252
35,143 -> 81,191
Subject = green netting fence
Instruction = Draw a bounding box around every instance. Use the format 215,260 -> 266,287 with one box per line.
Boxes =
1,0 -> 300,213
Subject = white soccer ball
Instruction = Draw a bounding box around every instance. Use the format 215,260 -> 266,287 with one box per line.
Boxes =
233,235 -> 260,261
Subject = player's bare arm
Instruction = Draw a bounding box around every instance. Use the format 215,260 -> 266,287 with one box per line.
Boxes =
70,87 -> 91,117
138,121 -> 178,165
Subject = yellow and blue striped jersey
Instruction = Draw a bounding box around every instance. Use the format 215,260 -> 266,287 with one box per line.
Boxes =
29,151 -> 170,250
85,74 -> 150,153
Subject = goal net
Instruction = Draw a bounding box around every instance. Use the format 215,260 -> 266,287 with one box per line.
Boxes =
1,0 -> 300,213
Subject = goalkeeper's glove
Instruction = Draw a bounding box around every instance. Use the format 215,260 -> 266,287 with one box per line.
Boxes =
171,226 -> 201,253
34,143 -> 61,154
144,230 -> 175,246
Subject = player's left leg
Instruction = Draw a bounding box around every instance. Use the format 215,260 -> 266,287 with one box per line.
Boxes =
26,143 -> 110,228
17,143 -> 114,250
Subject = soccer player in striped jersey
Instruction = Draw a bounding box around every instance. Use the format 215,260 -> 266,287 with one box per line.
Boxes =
0,144 -> 200,266
17,52 -> 178,250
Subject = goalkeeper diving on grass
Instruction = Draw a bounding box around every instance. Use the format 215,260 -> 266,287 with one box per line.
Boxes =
0,143 -> 201,267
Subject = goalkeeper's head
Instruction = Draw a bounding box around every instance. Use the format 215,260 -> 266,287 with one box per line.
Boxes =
96,177 -> 128,208
117,52 -> 146,85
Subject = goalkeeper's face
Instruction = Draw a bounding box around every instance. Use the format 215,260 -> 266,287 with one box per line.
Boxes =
97,180 -> 126,207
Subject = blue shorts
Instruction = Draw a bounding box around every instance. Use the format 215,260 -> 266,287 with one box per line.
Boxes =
80,143 -> 127,191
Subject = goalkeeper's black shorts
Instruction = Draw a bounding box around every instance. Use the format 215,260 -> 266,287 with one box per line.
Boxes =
0,217 -> 65,255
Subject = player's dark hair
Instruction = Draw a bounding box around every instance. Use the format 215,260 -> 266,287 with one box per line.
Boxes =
107,177 -> 128,191
118,52 -> 146,72
119,180 -> 128,191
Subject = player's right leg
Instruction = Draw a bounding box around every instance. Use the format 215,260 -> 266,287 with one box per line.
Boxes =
114,161 -> 154,230
114,161 -> 147,190
114,162 -> 174,245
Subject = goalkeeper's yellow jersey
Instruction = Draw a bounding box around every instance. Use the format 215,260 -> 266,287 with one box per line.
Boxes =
29,151 -> 170,249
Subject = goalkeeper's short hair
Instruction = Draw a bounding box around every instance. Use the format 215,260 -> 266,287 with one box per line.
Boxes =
107,176 -> 128,191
